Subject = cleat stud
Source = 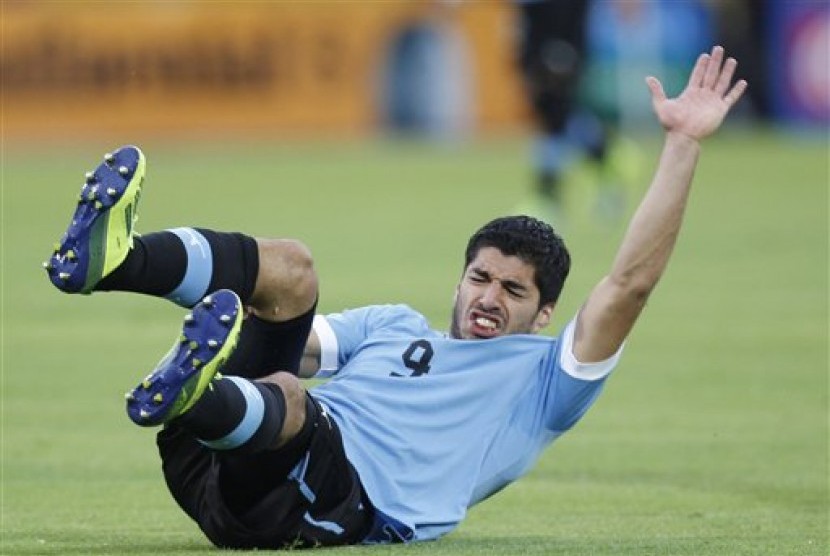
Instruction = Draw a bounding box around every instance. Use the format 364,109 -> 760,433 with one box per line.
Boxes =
104,152 -> 114,164
53,242 -> 61,253
153,393 -> 163,404
94,201 -> 103,210
139,409 -> 150,419
125,391 -> 135,401
219,314 -> 232,324
142,379 -> 152,389
118,165 -> 129,176
85,171 -> 95,183
106,187 -> 118,197
179,334 -> 188,344
87,190 -> 96,201
184,314 -> 195,324
207,339 -> 219,349
42,261 -> 53,271
65,249 -> 76,260
192,358 -> 202,369
188,340 -> 199,351
201,295 -> 214,307
58,272 -> 70,281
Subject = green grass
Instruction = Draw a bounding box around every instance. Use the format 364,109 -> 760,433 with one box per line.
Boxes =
2,128 -> 827,555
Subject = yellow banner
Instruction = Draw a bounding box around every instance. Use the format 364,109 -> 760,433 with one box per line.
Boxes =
3,2 -> 527,139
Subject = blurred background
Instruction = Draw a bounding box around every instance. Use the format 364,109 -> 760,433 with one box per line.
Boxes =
2,2 -> 828,554
3,0 -> 827,142
4,0 -> 827,228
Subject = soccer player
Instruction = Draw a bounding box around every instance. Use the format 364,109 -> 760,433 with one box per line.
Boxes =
44,46 -> 746,548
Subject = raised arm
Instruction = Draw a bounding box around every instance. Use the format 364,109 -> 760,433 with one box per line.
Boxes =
572,46 -> 747,363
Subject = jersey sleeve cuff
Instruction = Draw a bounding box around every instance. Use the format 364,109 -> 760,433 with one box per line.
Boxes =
558,318 -> 623,381
312,315 -> 339,378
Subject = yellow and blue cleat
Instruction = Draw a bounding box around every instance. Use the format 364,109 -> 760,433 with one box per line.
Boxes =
44,145 -> 145,294
126,290 -> 243,427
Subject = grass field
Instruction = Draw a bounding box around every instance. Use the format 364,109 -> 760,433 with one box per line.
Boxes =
2,128 -> 827,555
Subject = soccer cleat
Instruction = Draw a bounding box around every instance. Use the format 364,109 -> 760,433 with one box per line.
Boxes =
44,145 -> 146,294
125,290 -> 243,427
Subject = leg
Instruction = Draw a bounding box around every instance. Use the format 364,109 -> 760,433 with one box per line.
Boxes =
137,292 -> 370,547
46,146 -> 319,378
158,394 -> 373,548
45,145 -> 317,319
517,1 -> 590,205
126,289 -> 311,449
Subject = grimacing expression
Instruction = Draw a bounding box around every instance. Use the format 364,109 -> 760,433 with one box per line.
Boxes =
451,247 -> 552,339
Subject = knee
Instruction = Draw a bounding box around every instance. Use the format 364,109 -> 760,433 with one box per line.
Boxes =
250,239 -> 318,320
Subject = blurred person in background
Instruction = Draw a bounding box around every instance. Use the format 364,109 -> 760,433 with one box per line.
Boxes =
43,47 -> 745,549
516,0 -> 717,224
514,0 -> 625,223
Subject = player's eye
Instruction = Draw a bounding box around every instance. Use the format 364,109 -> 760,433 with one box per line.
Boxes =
468,270 -> 489,283
503,283 -> 526,299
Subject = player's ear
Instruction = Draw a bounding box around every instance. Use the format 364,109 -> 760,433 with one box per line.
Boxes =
532,304 -> 553,332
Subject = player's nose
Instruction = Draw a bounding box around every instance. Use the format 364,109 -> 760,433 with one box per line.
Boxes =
479,282 -> 502,308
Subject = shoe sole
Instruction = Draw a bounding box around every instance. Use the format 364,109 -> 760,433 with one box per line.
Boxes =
45,146 -> 146,294
126,289 -> 243,427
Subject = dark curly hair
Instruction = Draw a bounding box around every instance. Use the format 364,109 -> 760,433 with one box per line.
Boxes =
463,215 -> 570,307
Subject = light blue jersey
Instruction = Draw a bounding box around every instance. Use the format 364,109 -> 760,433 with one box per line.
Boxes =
309,304 -> 621,542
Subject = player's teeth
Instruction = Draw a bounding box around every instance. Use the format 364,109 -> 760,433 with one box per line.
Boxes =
475,317 -> 496,329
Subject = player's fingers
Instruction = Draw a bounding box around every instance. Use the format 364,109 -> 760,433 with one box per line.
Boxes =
645,76 -> 666,103
724,79 -> 748,107
703,46 -> 724,88
688,52 -> 709,88
715,57 -> 738,95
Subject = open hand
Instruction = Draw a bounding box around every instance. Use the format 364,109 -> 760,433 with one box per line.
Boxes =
646,46 -> 748,141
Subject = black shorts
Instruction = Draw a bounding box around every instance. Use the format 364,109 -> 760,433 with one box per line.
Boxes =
156,394 -> 374,549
